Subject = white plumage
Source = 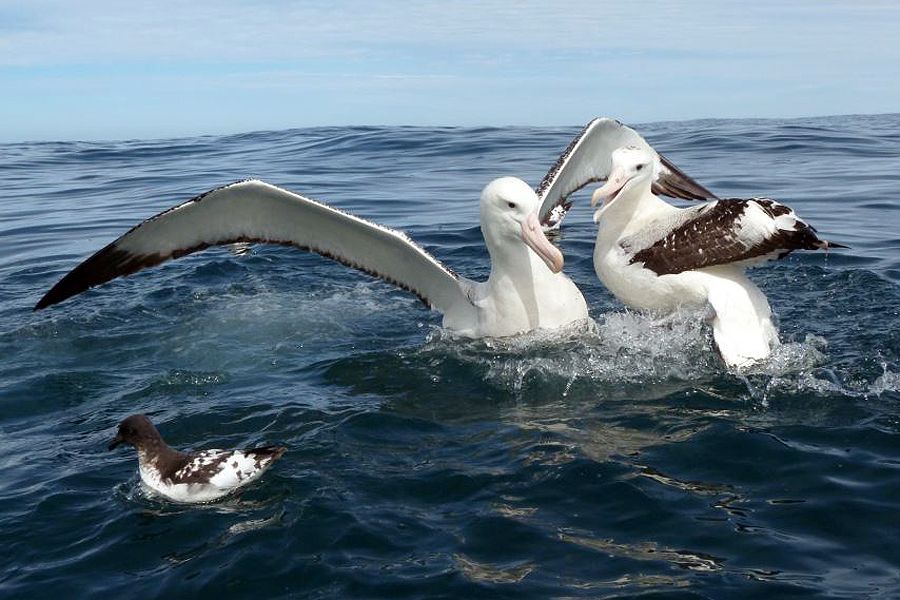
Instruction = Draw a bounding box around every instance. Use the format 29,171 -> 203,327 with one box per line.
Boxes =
538,121 -> 843,368
36,177 -> 588,338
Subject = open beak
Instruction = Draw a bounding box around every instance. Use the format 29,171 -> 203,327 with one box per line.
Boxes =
108,435 -> 124,451
591,167 -> 631,207
521,212 -> 564,273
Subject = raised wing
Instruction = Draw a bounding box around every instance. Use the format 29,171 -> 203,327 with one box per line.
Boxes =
627,198 -> 846,276
537,118 -> 718,228
34,180 -> 471,315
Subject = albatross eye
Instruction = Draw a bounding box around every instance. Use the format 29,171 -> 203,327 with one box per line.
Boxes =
636,164 -> 645,171
507,202 -> 517,209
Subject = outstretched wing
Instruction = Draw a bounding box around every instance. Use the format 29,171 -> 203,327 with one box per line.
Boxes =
627,198 -> 846,276
35,180 -> 472,315
537,118 -> 717,228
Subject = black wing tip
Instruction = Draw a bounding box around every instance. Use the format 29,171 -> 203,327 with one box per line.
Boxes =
33,244 -> 159,312
822,240 -> 850,250
657,153 -> 719,201
30,183 -> 251,312
33,263 -> 105,311
33,294 -> 56,311
250,445 -> 287,460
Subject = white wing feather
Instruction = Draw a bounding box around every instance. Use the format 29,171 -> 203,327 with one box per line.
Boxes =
35,179 -> 472,317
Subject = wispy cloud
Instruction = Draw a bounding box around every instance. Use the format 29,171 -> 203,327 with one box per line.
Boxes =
1,0 -> 898,140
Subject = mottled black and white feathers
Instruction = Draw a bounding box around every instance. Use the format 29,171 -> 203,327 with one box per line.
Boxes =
108,414 -> 285,503
624,198 -> 847,276
588,142 -> 847,368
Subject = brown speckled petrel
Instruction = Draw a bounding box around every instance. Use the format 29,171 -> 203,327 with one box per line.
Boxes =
108,414 -> 285,503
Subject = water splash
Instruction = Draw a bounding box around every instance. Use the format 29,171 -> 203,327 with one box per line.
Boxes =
420,310 -> 720,392
870,366 -> 900,396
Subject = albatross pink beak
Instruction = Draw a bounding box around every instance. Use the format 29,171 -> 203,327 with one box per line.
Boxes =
521,212 -> 564,273
591,167 -> 629,207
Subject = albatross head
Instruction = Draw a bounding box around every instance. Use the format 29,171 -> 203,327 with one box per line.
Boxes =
590,146 -> 655,210
480,177 -> 564,273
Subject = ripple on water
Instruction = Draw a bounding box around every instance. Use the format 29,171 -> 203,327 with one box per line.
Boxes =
2,118 -> 900,599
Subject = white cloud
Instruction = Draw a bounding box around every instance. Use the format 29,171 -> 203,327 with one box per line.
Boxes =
1,0 -> 898,140
2,0 -> 893,67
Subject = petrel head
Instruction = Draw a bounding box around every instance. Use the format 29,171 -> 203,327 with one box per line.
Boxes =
590,146 -> 655,211
108,414 -> 162,451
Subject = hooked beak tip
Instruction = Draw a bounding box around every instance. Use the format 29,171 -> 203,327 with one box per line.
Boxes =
550,255 -> 564,274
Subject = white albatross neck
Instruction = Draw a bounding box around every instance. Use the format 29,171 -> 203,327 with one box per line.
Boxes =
595,183 -> 679,238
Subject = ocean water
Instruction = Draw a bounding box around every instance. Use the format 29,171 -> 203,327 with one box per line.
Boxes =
1,114 -> 899,599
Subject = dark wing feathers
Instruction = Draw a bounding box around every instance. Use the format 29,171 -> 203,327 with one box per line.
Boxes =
244,445 -> 287,463
630,198 -> 842,276
535,119 -> 596,201
538,118 -> 717,228
651,153 -> 720,201
36,243 -> 196,310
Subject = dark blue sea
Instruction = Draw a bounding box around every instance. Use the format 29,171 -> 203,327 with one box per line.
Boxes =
2,115 -> 900,599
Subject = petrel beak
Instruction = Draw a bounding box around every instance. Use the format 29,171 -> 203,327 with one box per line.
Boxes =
591,167 -> 629,207
521,211 -> 564,273
108,434 -> 124,451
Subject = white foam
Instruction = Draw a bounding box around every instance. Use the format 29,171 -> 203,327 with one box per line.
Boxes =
157,281 -> 420,369
421,310 -> 719,391
869,368 -> 900,396
749,335 -> 829,376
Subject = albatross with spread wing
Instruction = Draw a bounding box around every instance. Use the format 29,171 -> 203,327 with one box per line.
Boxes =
35,177 -> 589,338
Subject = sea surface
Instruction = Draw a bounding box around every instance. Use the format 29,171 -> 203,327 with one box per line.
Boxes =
1,115 -> 899,599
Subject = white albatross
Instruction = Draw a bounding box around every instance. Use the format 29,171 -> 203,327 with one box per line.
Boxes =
538,119 -> 845,368
34,177 -> 589,338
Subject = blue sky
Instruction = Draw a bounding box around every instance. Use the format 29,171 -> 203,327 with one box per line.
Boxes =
2,0 -> 899,142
